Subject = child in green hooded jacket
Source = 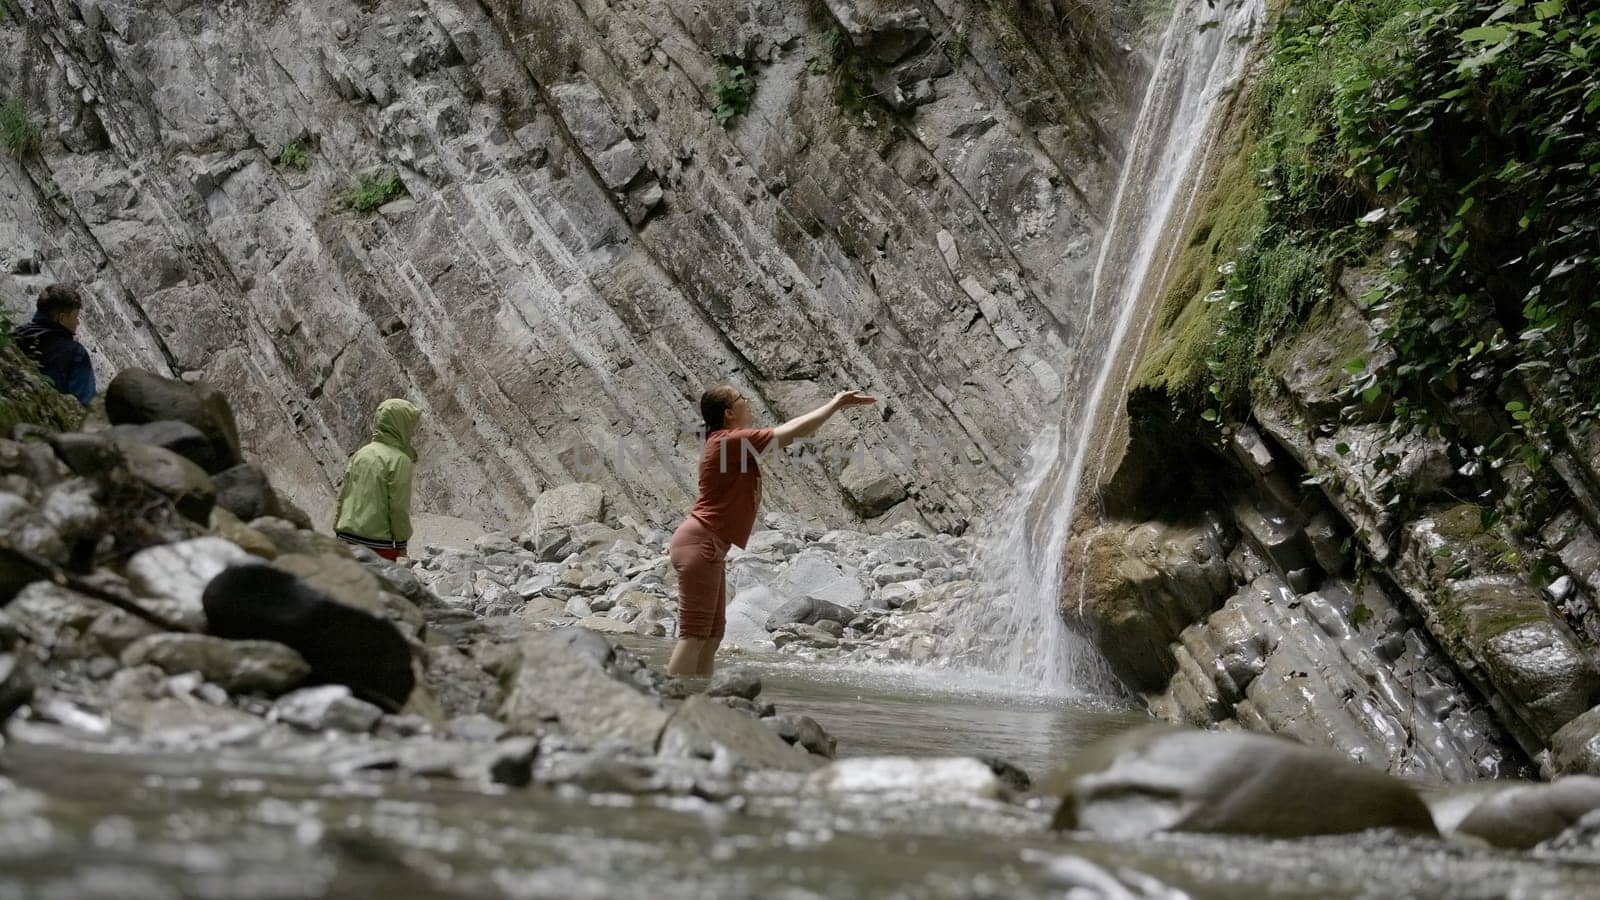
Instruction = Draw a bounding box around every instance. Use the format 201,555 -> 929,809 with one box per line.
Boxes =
334,399 -> 420,560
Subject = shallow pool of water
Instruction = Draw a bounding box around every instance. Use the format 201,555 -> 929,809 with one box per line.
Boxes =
3,644 -> 1597,899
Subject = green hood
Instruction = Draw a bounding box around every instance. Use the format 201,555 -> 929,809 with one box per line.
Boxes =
372,398 -> 420,461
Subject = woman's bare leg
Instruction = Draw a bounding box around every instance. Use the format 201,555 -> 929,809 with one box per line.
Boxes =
668,637 -> 707,676
696,638 -> 722,677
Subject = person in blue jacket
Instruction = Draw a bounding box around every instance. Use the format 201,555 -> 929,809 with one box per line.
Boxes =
13,283 -> 95,407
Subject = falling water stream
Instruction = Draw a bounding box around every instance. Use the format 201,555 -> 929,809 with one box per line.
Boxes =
933,0 -> 1263,696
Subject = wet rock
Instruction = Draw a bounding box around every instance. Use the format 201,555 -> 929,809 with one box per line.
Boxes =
1539,808 -> 1600,857
105,369 -> 242,474
980,756 -> 1032,793
765,712 -> 837,758
805,757 -> 1002,799
203,563 -> 416,711
707,668 -> 762,700
1552,707 -> 1600,776
126,536 -> 256,630
766,596 -> 855,631
114,438 -> 216,523
528,483 -> 605,532
121,634 -> 310,694
1053,726 -> 1437,838
1455,777 -> 1600,849
576,615 -> 635,634
659,695 -> 819,772
43,432 -> 119,479
498,630 -> 668,748
273,685 -> 384,733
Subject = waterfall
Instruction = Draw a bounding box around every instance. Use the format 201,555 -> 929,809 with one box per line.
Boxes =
930,0 -> 1263,696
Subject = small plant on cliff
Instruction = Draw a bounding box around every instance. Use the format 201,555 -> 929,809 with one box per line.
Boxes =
712,64 -> 754,126
275,141 -> 309,171
1,97 -> 41,158
342,169 -> 406,212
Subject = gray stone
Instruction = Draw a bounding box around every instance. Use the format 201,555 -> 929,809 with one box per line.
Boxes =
766,596 -> 855,631
120,634 -> 310,694
273,685 -> 384,733
529,483 -> 605,533
774,552 -> 867,610
766,712 -> 837,757
840,452 -> 908,516
498,631 -> 669,748
1456,777 -> 1600,849
1053,726 -> 1437,838
126,537 -> 257,631
707,668 -> 762,701
659,695 -> 818,772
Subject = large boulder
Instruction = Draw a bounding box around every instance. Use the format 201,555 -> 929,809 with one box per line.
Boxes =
773,551 -> 867,610
659,695 -> 819,772
528,483 -> 605,533
498,630 -> 669,748
121,633 -> 310,694
105,369 -> 242,474
1455,777 -> 1600,849
765,595 -> 855,631
202,563 -> 415,711
1052,726 -> 1437,838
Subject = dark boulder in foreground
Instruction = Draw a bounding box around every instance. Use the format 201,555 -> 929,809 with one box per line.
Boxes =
1052,725 -> 1437,839
202,563 -> 414,711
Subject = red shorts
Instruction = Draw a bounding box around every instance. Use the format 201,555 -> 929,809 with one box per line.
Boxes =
670,516 -> 728,640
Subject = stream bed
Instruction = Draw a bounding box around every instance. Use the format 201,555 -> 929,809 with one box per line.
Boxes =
3,641 -> 1597,899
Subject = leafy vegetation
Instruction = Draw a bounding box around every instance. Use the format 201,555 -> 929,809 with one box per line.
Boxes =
1,97 -> 41,157
342,169 -> 406,212
275,141 -> 309,170
1151,0 -> 1599,472
712,64 -> 754,126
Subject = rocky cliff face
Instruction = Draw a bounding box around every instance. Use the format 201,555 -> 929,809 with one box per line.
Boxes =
0,0 -> 1147,532
1071,1 -> 1600,779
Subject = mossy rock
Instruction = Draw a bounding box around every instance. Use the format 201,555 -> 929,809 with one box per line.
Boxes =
0,340 -> 83,435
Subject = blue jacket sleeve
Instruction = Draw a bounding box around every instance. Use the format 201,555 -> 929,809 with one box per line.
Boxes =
66,346 -> 95,407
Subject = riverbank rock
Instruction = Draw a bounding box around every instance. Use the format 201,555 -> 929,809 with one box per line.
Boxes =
1550,706 -> 1600,776
529,483 -> 605,532
498,630 -> 669,748
1454,777 -> 1600,849
273,685 -> 384,733
202,563 -> 415,710
659,695 -> 819,772
126,537 -> 256,631
120,634 -> 310,695
1052,726 -> 1437,838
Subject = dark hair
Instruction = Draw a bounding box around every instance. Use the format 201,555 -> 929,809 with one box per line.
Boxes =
36,284 -> 83,318
700,384 -> 742,432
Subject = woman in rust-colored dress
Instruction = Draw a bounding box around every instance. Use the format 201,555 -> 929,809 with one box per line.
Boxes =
667,385 -> 876,677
